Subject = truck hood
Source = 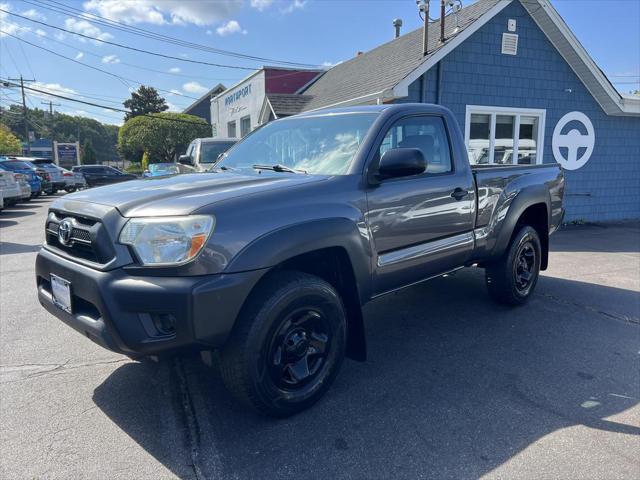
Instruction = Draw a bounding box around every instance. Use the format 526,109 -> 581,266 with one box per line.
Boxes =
56,172 -> 326,217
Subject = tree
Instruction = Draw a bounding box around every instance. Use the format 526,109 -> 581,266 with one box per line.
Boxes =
0,105 -> 120,162
82,140 -> 97,164
123,86 -> 169,121
0,123 -> 23,155
118,112 -> 210,163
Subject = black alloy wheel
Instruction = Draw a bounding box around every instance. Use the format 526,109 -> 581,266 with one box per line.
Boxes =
513,241 -> 536,295
486,225 -> 542,305
268,308 -> 331,390
220,271 -> 346,417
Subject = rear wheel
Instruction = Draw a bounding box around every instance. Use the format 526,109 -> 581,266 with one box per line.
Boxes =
220,271 -> 346,417
485,226 -> 541,305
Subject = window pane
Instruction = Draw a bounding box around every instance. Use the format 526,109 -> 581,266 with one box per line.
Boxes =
227,121 -> 236,138
494,115 -> 515,164
518,116 -> 539,164
240,116 -> 251,137
468,114 -> 490,165
379,116 -> 452,174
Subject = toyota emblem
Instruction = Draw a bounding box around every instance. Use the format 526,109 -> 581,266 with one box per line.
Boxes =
58,219 -> 73,245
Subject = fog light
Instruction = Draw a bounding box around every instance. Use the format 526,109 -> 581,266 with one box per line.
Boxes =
151,313 -> 176,336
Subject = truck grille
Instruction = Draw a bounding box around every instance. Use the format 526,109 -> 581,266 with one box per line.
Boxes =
45,212 -> 110,264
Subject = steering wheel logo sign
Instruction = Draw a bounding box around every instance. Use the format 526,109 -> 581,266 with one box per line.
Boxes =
552,111 -> 595,170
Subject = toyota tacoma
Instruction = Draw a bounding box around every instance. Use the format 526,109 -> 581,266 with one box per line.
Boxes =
36,104 -> 564,417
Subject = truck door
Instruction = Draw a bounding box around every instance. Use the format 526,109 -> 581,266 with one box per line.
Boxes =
366,114 -> 475,296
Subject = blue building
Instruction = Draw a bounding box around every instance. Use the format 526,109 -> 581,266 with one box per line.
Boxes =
296,0 -> 640,222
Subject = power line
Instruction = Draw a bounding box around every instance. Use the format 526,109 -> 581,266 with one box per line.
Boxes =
0,30 -> 199,101
33,29 -> 245,84
26,0 -> 320,68
2,79 -> 214,126
1,9 -> 260,71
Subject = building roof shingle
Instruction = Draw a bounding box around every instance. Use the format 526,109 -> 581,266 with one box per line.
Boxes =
302,0 -> 501,111
267,94 -> 315,116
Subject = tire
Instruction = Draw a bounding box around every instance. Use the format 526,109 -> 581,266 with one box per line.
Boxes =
485,226 -> 542,306
220,271 -> 347,417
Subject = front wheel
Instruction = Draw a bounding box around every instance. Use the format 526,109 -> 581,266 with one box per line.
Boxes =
220,271 -> 346,417
485,226 -> 542,305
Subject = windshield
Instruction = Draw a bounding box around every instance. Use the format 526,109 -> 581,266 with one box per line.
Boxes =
149,163 -> 179,174
200,142 -> 235,164
217,113 -> 378,175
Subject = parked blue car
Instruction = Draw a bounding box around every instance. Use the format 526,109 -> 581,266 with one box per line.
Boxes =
0,158 -> 42,197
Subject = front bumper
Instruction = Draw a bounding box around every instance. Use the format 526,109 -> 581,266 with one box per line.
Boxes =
20,184 -> 31,199
36,247 -> 265,356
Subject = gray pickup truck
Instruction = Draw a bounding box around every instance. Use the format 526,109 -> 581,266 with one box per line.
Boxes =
36,104 -> 564,416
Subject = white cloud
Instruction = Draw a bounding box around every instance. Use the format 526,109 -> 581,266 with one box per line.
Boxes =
101,54 -> 120,64
322,60 -> 341,68
83,0 -> 241,26
205,29 -> 213,35
0,3 -> 31,37
21,8 -> 46,21
75,52 -> 84,60
182,81 -> 208,95
282,0 -> 305,14
250,0 -> 273,11
35,28 -> 47,37
216,20 -> 246,37
64,18 -> 113,44
169,67 -> 181,73
29,82 -> 77,101
166,102 -> 180,112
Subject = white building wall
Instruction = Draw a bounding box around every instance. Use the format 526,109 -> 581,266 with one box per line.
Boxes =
211,71 -> 266,138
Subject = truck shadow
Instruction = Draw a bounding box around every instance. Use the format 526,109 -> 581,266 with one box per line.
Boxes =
93,269 -> 639,479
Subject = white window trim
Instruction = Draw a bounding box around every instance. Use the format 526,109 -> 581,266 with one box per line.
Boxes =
464,105 -> 546,165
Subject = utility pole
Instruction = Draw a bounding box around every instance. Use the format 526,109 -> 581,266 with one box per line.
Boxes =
8,75 -> 36,155
41,100 -> 61,160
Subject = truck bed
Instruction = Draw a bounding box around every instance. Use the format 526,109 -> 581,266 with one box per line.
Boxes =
472,163 -> 564,231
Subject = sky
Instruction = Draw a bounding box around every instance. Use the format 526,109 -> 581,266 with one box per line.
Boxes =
1,0 -> 638,126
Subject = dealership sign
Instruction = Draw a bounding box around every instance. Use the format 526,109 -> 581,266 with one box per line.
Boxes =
552,111 -> 595,170
224,84 -> 252,106
54,141 -> 80,166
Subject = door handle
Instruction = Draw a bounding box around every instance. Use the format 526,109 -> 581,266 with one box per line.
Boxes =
451,188 -> 469,201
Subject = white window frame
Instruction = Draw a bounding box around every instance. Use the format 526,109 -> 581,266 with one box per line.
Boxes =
464,105 -> 546,165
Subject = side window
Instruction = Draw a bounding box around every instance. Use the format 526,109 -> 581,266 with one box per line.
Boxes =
379,116 -> 453,174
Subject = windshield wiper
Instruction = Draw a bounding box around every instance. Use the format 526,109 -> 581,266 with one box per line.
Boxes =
252,164 -> 307,174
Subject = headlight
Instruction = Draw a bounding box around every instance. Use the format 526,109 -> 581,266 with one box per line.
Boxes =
119,215 -> 215,266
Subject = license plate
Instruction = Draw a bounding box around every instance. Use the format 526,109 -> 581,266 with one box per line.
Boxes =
51,274 -> 72,313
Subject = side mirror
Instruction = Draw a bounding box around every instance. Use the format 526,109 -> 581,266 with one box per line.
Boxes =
178,154 -> 194,166
376,148 -> 426,181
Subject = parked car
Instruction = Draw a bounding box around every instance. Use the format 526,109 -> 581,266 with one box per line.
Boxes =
11,158 -> 54,195
71,165 -> 137,188
0,168 -> 22,206
59,167 -> 87,193
143,162 -> 180,178
178,137 -> 236,172
28,158 -> 66,193
36,104 -> 564,417
0,158 -> 42,197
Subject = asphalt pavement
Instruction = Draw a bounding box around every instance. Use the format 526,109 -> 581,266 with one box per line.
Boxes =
1,196 -> 638,480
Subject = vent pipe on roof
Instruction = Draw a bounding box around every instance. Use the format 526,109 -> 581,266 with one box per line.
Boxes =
416,0 -> 430,56
440,0 -> 446,43
393,18 -> 403,38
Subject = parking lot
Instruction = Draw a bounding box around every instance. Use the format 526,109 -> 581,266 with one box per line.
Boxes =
1,196 -> 638,480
